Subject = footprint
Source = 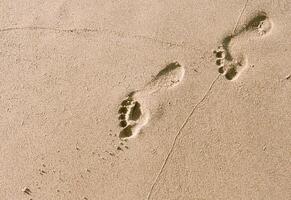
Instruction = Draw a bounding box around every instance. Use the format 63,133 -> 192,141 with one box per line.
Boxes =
118,94 -> 150,140
214,12 -> 273,80
118,62 -> 185,140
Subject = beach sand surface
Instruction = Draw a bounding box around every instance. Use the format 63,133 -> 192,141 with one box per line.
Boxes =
0,0 -> 290,199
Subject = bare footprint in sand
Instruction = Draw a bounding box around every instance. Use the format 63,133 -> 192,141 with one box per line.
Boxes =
118,62 -> 185,140
213,11 -> 273,80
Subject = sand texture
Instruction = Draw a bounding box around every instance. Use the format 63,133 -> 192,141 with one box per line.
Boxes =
0,0 -> 291,199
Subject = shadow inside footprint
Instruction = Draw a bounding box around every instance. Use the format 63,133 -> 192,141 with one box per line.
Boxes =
155,62 -> 182,78
128,102 -> 142,121
119,120 -> 127,128
118,106 -> 128,114
119,125 -> 133,139
121,99 -> 132,106
225,66 -> 238,80
245,12 -> 268,31
222,35 -> 233,61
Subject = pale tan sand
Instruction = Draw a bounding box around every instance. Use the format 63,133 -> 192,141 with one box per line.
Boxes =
0,0 -> 291,199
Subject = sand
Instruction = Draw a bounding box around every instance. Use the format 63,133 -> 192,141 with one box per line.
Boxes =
0,0 -> 291,199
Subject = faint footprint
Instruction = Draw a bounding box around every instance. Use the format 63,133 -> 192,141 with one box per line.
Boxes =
118,62 -> 185,140
214,11 -> 273,80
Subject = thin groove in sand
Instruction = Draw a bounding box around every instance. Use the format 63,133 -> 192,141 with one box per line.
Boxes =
232,0 -> 249,34
146,74 -> 220,200
0,26 -> 197,50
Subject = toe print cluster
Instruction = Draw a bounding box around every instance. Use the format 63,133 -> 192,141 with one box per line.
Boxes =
118,94 -> 146,140
213,46 -> 226,74
214,12 -> 273,80
213,45 -> 246,80
118,97 -> 133,128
